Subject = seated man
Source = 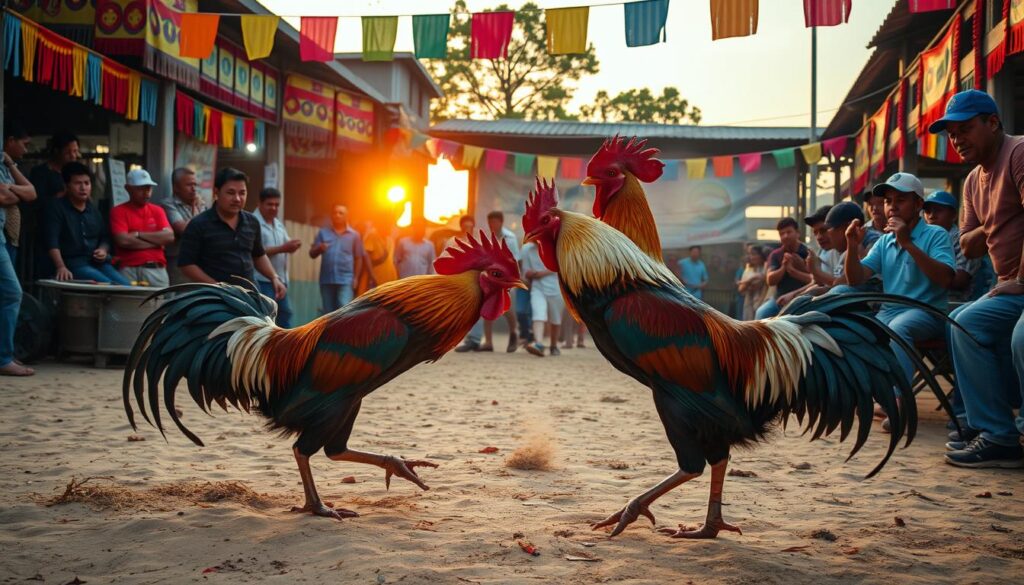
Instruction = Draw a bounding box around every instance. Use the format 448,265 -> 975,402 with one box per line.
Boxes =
110,169 -> 173,287
777,206 -> 834,309
755,217 -> 812,319
45,162 -> 130,285
844,172 -> 955,395
922,190 -> 980,302
783,202 -> 868,306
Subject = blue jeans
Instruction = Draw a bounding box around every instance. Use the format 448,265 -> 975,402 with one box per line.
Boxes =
876,306 -> 945,386
0,245 -> 21,367
5,242 -> 16,267
320,283 -> 354,314
69,261 -> 131,285
949,294 -> 1024,447
514,288 -> 533,342
258,281 -> 293,328
755,297 -> 780,319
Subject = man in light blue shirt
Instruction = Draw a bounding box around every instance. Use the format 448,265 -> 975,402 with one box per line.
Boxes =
677,245 -> 710,300
844,172 -> 955,385
255,188 -> 301,327
310,204 -> 364,314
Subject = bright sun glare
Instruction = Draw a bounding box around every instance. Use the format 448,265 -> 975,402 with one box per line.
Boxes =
386,185 -> 406,203
424,157 -> 469,225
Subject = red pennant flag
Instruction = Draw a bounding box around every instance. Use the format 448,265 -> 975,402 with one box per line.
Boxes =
560,157 -> 584,180
822,135 -> 848,158
300,17 -> 338,62
484,149 -> 508,172
471,12 -> 515,59
180,14 -> 220,59
712,156 -> 734,177
738,152 -> 761,174
909,0 -> 956,13
803,0 -> 850,27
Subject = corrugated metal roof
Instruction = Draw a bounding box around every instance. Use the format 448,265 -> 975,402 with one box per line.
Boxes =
430,119 -> 817,141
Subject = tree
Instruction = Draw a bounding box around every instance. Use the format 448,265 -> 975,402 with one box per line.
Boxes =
579,87 -> 703,125
425,1 -> 600,121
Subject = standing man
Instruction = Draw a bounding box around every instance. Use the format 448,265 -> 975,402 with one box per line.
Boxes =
176,168 -> 286,301
455,211 -> 520,353
109,169 -> 173,287
310,204 -> 363,314
755,218 -> 812,319
929,90 -> 1024,467
162,168 -> 207,285
677,245 -> 710,300
27,132 -> 80,279
844,172 -> 955,395
521,240 -> 563,357
254,187 -> 300,327
393,222 -> 436,279
45,163 -> 130,285
2,123 -> 37,266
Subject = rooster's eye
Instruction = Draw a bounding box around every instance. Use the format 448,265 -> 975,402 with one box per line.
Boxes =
541,216 -> 550,224
606,169 -> 617,177
490,270 -> 502,278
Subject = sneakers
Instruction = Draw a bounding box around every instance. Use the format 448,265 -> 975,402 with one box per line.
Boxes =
948,427 -> 980,442
526,342 -> 546,357
550,346 -> 561,357
945,440 -> 967,452
454,341 -> 479,353
507,332 -> 519,353
944,437 -> 1024,468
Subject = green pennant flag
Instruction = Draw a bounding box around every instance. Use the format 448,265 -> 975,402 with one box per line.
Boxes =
513,153 -> 536,176
363,16 -> 399,61
772,148 -> 796,169
413,14 -> 450,59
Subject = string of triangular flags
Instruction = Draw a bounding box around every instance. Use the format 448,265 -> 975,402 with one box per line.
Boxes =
417,134 -> 851,181
165,0 -> 932,64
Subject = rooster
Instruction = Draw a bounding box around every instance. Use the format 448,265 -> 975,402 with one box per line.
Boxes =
124,232 -> 525,520
522,180 -> 954,540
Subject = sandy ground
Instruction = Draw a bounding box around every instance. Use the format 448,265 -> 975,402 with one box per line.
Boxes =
1,336 -> 1022,585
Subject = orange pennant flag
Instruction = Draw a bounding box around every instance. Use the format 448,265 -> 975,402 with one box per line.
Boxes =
180,14 -> 220,59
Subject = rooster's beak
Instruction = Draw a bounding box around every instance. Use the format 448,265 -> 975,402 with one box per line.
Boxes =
512,279 -> 528,290
523,229 -> 540,244
581,177 -> 596,186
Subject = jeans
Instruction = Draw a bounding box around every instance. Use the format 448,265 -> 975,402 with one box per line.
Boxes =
515,287 -> 533,342
0,246 -> 21,367
69,261 -> 131,285
5,242 -> 16,267
949,294 -> 1024,447
258,281 -> 293,328
755,297 -> 780,319
320,283 -> 354,314
876,306 -> 945,386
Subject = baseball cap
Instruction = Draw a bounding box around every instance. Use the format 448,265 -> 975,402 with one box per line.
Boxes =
923,190 -> 957,209
803,205 -> 833,226
871,172 -> 924,200
927,90 -> 999,134
823,201 -> 865,229
126,168 -> 158,187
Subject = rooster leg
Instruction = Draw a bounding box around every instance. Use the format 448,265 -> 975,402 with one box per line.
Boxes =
660,459 -> 742,539
328,449 -> 438,491
289,447 -> 359,520
591,469 -> 700,537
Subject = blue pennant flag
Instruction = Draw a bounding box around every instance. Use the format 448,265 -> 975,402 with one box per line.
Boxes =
624,0 -> 670,47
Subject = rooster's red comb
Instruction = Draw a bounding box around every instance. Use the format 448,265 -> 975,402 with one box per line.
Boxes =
586,135 -> 664,183
522,177 -> 559,234
434,230 -> 518,277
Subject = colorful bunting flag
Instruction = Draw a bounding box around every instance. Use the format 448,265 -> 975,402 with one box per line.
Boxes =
546,7 -> 590,55
799,142 -> 822,165
918,15 -> 959,136
852,126 -> 870,194
710,0 -> 759,41
624,0 -> 670,47
560,157 -> 584,179
772,148 -> 795,169
738,152 -> 761,173
462,145 -> 484,168
685,158 -> 706,180
712,156 -> 734,177
868,102 -> 889,177
179,14 -> 219,59
514,153 -> 536,175
485,149 -> 508,172
362,16 -> 399,61
471,12 -> 515,59
803,0 -> 851,28
300,17 -> 337,62
662,159 -> 680,180
240,15 -> 279,61
413,14 -> 450,59
909,0 -> 956,13
438,140 -> 460,159
822,135 -> 848,158
537,155 -> 559,179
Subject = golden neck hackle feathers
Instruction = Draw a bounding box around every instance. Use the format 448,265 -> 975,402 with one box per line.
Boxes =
601,172 -> 664,264
555,211 -> 676,298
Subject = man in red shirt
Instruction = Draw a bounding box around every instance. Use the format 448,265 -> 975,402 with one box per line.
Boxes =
110,169 -> 173,287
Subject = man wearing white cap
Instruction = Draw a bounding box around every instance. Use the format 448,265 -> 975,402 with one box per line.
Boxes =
109,168 -> 173,287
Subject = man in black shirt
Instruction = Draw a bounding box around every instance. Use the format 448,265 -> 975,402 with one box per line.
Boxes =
754,217 -> 811,319
177,167 -> 286,299
45,162 -> 130,285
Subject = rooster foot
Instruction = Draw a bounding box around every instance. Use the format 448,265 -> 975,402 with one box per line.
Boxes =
290,501 -> 359,521
658,518 -> 742,539
382,455 -> 438,491
591,498 -> 657,537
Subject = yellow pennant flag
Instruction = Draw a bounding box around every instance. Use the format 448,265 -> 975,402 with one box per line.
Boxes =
537,156 -> 558,179
686,158 -> 707,180
222,114 -> 236,149
799,142 -> 822,165
546,7 -> 589,55
241,15 -> 280,61
462,145 -> 484,168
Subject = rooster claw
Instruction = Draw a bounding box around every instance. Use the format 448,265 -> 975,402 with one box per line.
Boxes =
383,456 -> 438,491
290,501 -> 359,521
659,519 -> 742,539
591,498 -> 656,537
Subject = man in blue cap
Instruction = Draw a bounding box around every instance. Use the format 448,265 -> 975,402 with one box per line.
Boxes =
845,172 -> 955,413
922,191 -> 981,300
930,89 -> 1024,468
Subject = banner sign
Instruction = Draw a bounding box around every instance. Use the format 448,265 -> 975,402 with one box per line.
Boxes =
335,89 -> 375,151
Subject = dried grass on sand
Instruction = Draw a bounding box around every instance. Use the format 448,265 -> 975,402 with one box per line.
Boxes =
38,477 -> 278,512
505,435 -> 555,471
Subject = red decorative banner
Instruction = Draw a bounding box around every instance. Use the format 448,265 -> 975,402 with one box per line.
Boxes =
299,17 -> 337,62
852,125 -> 871,195
868,100 -> 889,178
918,15 -> 959,136
471,11 -> 514,59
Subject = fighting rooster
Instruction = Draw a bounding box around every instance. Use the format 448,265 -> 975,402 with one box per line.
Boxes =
522,181 -> 953,540
124,233 -> 525,520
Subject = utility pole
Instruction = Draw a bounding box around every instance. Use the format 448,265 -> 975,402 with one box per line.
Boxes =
807,25 -> 818,236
